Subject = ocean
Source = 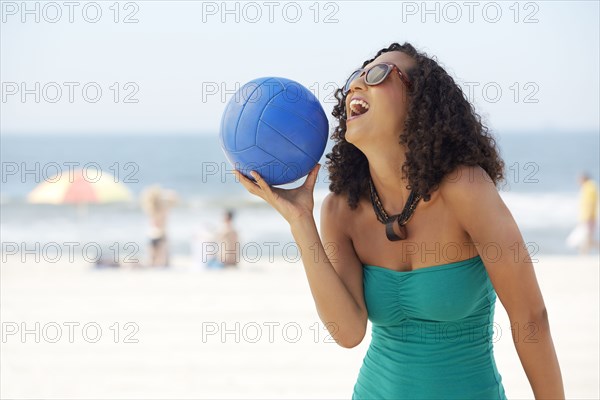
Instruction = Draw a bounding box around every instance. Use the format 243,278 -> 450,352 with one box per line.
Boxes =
1,132 -> 598,260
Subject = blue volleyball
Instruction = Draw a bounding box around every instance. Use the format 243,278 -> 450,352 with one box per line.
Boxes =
219,77 -> 328,186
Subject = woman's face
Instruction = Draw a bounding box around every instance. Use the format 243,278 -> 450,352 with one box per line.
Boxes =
344,51 -> 415,146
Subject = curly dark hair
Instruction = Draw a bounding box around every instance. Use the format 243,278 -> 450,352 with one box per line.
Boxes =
325,42 -> 506,209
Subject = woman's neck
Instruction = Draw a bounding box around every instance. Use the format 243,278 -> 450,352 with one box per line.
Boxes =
367,150 -> 411,215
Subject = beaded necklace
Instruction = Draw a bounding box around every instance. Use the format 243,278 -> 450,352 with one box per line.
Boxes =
368,176 -> 422,241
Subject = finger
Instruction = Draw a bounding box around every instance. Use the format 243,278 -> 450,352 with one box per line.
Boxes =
234,170 -> 261,194
250,170 -> 272,194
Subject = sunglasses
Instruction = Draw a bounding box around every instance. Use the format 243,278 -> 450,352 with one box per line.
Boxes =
342,62 -> 412,96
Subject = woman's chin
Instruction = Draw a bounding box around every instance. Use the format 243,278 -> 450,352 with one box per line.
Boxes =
345,121 -> 370,144
344,126 -> 359,144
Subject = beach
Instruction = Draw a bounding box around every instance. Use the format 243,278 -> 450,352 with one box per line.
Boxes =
1,252 -> 598,399
1,133 -> 598,398
3,0 -> 600,397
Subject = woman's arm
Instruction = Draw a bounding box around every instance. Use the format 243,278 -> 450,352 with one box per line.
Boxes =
290,193 -> 368,348
441,165 -> 565,400
233,166 -> 368,348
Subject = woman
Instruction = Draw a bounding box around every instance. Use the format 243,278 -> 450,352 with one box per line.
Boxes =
234,42 -> 564,399
140,185 -> 178,267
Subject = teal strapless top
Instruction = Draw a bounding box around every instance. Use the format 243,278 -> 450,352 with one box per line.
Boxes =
352,254 -> 507,400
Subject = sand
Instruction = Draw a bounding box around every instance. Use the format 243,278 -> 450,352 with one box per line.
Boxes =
1,253 -> 598,399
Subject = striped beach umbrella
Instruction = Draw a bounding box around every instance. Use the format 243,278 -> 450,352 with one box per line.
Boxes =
27,168 -> 133,204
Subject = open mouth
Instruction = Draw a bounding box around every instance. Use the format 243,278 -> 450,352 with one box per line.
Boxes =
349,98 -> 370,119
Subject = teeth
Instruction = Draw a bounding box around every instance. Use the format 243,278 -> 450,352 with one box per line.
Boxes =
350,98 -> 370,116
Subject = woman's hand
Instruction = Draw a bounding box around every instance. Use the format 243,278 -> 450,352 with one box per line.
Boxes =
233,164 -> 321,225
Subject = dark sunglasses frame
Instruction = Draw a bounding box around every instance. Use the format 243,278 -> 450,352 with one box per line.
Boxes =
342,62 -> 412,96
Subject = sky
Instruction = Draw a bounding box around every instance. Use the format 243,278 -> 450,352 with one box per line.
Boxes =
1,0 -> 599,135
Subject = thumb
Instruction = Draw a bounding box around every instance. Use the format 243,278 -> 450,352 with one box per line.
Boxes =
306,163 -> 321,189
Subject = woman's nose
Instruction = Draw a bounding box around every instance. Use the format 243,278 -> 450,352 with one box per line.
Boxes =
348,71 -> 367,93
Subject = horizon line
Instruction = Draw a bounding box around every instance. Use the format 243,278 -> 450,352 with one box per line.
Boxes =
1,129 -> 599,137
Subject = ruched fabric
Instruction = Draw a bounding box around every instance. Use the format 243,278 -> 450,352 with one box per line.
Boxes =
352,255 -> 507,400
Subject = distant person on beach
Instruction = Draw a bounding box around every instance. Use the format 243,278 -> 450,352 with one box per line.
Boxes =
205,209 -> 240,269
577,172 -> 599,254
141,185 -> 178,267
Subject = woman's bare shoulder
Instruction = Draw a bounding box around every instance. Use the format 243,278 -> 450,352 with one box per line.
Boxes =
321,192 -> 359,230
